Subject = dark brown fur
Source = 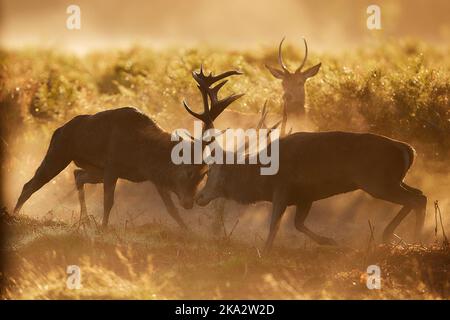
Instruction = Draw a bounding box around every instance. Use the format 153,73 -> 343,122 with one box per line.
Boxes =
14,107 -> 205,228
196,131 -> 427,251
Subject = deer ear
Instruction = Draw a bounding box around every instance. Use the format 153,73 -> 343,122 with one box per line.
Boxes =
301,63 -> 321,79
265,64 -> 285,79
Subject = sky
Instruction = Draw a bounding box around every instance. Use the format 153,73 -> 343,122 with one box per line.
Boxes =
1,0 -> 449,53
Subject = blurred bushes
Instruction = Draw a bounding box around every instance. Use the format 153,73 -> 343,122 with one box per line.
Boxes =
307,40 -> 449,163
0,39 -> 448,163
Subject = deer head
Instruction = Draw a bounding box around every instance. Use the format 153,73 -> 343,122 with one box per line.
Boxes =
172,162 -> 208,209
265,37 -> 321,119
194,101 -> 281,207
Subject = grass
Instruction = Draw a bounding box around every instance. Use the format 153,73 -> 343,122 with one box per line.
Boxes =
1,214 -> 449,299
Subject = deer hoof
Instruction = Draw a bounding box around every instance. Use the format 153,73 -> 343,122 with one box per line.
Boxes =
100,223 -> 108,231
261,243 -> 274,256
382,232 -> 393,244
318,237 -> 338,246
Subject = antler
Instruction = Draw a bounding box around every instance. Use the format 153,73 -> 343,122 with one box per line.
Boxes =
280,101 -> 290,137
295,37 -> 308,73
183,65 -> 244,129
256,100 -> 269,130
278,37 -> 290,74
256,100 -> 282,131
277,37 -> 309,74
193,65 -> 242,88
242,100 -> 287,155
263,100 -> 291,137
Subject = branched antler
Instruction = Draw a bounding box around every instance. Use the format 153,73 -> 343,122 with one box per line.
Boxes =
263,100 -> 291,138
183,65 -> 244,129
256,100 -> 269,130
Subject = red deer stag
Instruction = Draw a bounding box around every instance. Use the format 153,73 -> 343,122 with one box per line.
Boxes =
12,106 -> 216,228
265,37 -> 321,127
184,73 -> 426,251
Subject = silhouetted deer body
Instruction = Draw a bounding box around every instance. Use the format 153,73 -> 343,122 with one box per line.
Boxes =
14,107 -> 206,228
184,66 -> 427,252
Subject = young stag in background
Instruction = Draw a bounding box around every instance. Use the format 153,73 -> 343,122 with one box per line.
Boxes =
183,70 -> 426,252
265,37 -> 321,129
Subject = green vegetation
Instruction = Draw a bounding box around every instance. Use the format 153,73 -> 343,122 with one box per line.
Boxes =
1,39 -> 449,164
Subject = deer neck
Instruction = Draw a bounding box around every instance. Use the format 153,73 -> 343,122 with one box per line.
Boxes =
141,130 -> 180,188
284,99 -> 306,119
221,164 -> 271,204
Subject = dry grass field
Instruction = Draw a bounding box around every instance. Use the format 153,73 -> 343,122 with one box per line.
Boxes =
1,213 -> 449,299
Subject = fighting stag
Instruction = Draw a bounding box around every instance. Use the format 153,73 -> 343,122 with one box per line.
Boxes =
266,37 -> 322,123
13,106 -> 209,228
184,74 -> 426,252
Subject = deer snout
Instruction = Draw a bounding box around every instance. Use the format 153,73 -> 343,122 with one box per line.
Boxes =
180,198 -> 194,210
195,193 -> 211,207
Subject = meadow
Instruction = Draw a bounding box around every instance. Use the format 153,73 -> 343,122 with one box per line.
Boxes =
1,214 -> 449,299
0,39 -> 449,299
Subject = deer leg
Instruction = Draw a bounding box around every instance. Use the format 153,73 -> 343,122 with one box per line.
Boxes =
263,188 -> 288,253
102,173 -> 118,228
156,187 -> 188,230
363,183 -> 426,243
211,199 -> 226,234
408,183 -> 427,240
14,152 -> 71,214
74,169 -> 103,221
382,206 -> 413,243
401,182 -> 423,195
294,201 -> 338,246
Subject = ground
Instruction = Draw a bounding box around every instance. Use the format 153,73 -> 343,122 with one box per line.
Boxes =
1,212 -> 448,299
